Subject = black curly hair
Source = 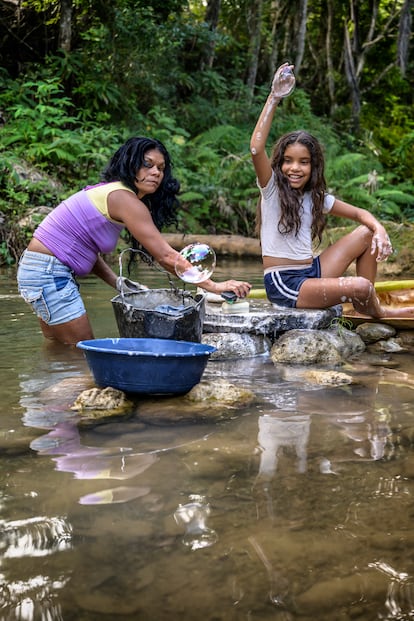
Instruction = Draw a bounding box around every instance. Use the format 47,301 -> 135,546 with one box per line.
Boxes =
101,136 -> 180,267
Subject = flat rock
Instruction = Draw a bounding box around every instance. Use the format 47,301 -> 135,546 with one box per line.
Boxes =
203,301 -> 342,338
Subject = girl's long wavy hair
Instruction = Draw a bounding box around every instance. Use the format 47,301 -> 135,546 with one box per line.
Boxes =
101,136 -> 180,266
255,131 -> 327,246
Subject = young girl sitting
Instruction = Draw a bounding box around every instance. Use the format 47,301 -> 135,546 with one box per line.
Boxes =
250,63 -> 414,319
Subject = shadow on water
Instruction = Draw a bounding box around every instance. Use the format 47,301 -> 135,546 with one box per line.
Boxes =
2,262 -> 414,619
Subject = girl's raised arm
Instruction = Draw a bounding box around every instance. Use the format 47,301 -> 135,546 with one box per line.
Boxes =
250,63 -> 295,188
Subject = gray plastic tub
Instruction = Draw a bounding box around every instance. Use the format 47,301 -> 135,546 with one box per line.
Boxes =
111,288 -> 206,342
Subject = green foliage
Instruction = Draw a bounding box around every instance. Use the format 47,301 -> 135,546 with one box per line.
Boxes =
392,129 -> 414,179
326,151 -> 414,224
0,74 -> 117,175
1,0 -> 414,264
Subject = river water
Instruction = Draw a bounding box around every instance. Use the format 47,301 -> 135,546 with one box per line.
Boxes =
1,259 -> 414,621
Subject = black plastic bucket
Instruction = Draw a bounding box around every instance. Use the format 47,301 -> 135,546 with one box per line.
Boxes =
111,288 -> 206,342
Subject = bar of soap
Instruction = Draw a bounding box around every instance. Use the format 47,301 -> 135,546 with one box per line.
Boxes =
221,301 -> 250,314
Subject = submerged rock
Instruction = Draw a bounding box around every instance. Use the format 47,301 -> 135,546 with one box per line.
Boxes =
136,379 -> 255,425
71,387 -> 134,425
71,386 -> 133,412
368,338 -> 405,353
295,569 -> 388,614
187,378 -> 255,405
303,369 -> 354,385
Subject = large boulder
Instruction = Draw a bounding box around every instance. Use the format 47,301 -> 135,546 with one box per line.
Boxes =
270,328 -> 365,365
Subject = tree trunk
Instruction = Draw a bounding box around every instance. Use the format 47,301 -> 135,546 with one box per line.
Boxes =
343,16 -> 360,131
325,0 -> 336,115
246,0 -> 263,100
268,0 -> 284,77
58,0 -> 72,52
343,0 -> 379,132
294,0 -> 308,74
202,0 -> 222,69
397,0 -> 413,76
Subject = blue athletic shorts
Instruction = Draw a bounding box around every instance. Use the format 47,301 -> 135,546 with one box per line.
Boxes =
17,250 -> 86,325
264,257 -> 321,308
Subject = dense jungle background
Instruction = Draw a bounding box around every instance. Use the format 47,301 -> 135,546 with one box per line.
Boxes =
0,0 -> 413,267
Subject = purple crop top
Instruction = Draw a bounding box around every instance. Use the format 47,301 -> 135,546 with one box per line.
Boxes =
33,182 -> 128,276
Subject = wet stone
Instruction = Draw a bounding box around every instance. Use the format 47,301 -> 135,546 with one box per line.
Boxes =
270,328 -> 365,365
356,322 -> 397,343
303,369 -> 354,385
203,301 -> 342,338
73,565 -> 155,615
400,426 -> 414,445
71,387 -> 135,427
0,431 -> 39,456
367,338 -> 404,353
396,330 -> 414,347
295,570 -> 388,614
71,386 -> 133,412
401,454 -> 414,478
136,379 -> 255,425
202,332 -> 271,359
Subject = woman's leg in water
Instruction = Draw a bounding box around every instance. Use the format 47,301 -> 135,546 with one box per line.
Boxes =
39,313 -> 94,345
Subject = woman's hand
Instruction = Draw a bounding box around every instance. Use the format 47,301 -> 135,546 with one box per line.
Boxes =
371,226 -> 393,262
200,279 -> 252,298
116,277 -> 148,293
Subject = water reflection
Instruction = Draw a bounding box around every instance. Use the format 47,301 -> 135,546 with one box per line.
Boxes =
0,576 -> 67,621
30,422 -> 157,505
0,516 -> 72,559
3,265 -> 414,619
256,414 -> 310,478
174,494 -> 218,550
0,514 -> 70,621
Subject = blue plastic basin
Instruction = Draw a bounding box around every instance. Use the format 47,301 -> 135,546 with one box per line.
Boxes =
76,338 -> 216,395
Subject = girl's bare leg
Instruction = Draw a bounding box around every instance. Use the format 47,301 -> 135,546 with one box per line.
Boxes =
298,276 -> 414,318
38,314 -> 94,345
319,225 -> 378,281
297,227 -> 414,318
297,276 -> 386,316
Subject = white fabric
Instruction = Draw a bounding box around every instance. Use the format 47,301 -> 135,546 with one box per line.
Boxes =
258,170 -> 335,260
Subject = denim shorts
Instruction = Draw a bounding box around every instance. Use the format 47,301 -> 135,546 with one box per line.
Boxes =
264,257 -> 321,308
17,250 -> 86,325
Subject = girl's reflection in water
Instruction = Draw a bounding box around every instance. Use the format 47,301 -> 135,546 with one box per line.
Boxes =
257,414 -> 310,478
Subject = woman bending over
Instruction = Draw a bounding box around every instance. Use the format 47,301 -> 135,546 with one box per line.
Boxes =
17,136 -> 251,344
